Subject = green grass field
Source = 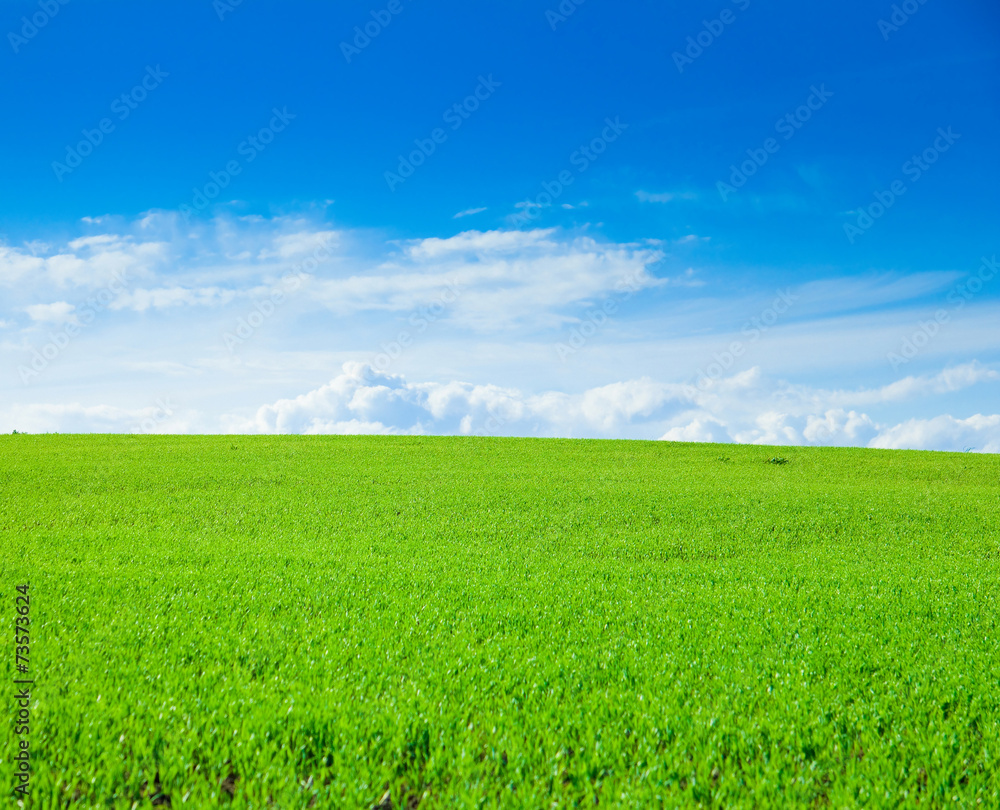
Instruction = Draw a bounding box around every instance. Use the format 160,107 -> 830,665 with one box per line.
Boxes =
1,435 -> 999,808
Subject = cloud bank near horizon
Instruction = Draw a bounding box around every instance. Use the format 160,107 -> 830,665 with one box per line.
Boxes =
2,213 -> 998,454
3,359 -> 998,454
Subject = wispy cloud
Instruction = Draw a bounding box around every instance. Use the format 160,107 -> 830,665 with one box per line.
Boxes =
635,190 -> 697,203
306,228 -> 664,331
453,207 -> 487,219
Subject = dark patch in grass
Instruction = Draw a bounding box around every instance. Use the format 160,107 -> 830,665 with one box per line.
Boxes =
221,771 -> 239,797
139,771 -> 172,806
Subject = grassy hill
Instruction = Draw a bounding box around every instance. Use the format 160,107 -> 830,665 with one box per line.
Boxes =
1,435 -> 998,807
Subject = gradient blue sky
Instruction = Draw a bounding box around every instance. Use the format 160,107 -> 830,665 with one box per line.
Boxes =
1,0 -> 998,449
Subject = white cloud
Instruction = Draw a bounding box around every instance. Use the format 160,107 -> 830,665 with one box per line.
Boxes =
661,363 -> 997,447
306,228 -> 664,330
4,358 -> 998,454
229,361 -> 680,436
109,286 -> 240,312
792,271 -> 964,319
404,228 -> 559,260
0,245 -> 44,285
0,402 -> 190,434
778,363 -> 1000,411
23,240 -> 50,256
1,238 -> 168,289
24,302 -> 76,324
67,234 -> 123,251
221,361 -> 1000,453
659,417 -> 730,443
870,414 -> 1000,453
257,229 -> 339,260
453,207 -> 487,219
802,410 -> 879,443
635,190 -> 696,203
2,212 -> 997,457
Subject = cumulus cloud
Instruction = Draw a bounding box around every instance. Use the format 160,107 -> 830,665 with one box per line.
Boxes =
215,360 -> 1000,453
4,359 -> 997,453
870,414 -> 1000,453
659,417 -> 730,443
227,362 -> 682,436
0,245 -> 44,285
1,236 -> 166,291
669,363 -> 997,447
24,302 -> 76,324
2,211 -> 997,456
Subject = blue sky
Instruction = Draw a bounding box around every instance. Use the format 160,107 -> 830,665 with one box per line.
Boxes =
1,0 -> 998,449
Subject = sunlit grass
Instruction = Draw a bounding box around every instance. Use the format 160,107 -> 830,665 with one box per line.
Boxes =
1,435 -> 998,807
